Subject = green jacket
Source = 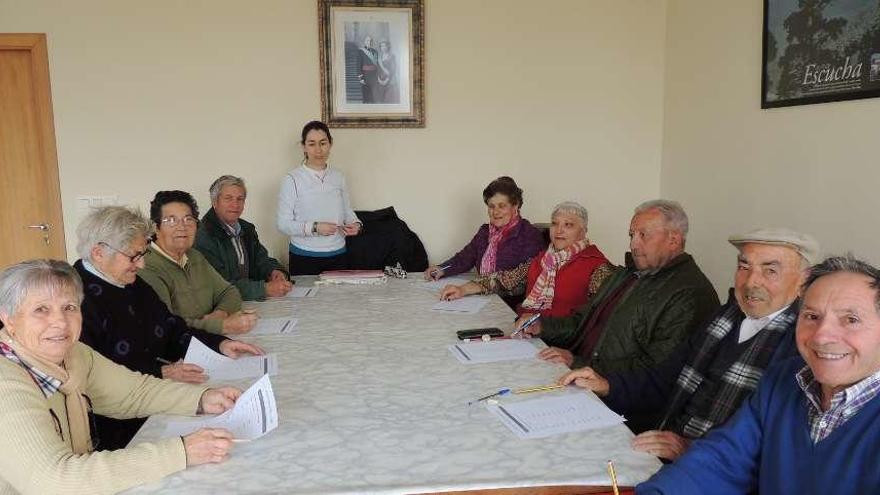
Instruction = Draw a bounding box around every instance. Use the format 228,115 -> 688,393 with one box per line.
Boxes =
541,252 -> 719,374
140,247 -> 242,334
194,208 -> 287,301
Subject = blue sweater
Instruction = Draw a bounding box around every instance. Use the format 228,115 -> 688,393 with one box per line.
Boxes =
637,356 -> 880,494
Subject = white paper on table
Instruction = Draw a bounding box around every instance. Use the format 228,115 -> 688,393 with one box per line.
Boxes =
285,286 -> 317,298
420,277 -> 471,291
184,338 -> 278,380
431,296 -> 489,314
487,392 -> 625,439
162,374 -> 279,440
250,317 -> 298,335
448,339 -> 538,364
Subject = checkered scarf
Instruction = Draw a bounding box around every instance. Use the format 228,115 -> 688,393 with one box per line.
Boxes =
522,239 -> 590,311
0,341 -> 62,397
660,300 -> 799,438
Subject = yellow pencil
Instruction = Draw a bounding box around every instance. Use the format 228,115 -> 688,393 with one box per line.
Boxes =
607,460 -> 620,495
512,384 -> 565,394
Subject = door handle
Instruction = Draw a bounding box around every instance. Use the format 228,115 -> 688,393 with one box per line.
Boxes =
27,223 -> 50,231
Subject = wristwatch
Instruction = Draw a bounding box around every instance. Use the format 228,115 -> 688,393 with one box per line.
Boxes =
311,222 -> 318,234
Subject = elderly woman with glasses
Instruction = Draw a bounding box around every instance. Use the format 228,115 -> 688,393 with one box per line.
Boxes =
0,259 -> 242,494
440,201 -> 614,318
74,205 -> 263,450
140,190 -> 257,335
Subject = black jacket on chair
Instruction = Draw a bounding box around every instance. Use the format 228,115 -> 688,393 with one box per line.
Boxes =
345,207 -> 428,271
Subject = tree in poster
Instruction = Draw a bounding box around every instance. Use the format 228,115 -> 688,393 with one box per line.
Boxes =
776,0 -> 848,98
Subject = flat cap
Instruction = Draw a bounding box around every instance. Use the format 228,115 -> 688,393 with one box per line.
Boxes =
728,227 -> 821,266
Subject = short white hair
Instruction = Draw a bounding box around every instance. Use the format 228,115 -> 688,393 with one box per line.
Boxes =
634,199 -> 689,239
551,201 -> 588,228
0,259 -> 83,317
76,206 -> 154,262
209,175 -> 247,203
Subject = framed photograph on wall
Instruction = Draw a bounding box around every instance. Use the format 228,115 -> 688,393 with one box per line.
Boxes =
762,0 -> 880,109
318,0 -> 425,127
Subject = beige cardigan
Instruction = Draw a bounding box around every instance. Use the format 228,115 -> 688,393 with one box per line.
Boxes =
0,342 -> 207,494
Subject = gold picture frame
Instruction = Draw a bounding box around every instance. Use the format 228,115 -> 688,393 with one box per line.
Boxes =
318,0 -> 425,128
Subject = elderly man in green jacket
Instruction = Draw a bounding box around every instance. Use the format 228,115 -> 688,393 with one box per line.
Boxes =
195,175 -> 292,301
522,199 -> 719,375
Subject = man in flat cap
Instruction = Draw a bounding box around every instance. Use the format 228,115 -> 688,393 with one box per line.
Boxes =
560,227 -> 819,460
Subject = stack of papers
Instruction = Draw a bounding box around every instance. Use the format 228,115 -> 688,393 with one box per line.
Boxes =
184,338 -> 278,380
319,270 -> 387,284
449,340 -> 538,364
487,393 -> 625,439
162,374 -> 279,440
432,297 -> 489,314
250,317 -> 298,335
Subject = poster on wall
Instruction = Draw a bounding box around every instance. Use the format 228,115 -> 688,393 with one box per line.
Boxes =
762,0 -> 880,109
318,0 -> 425,128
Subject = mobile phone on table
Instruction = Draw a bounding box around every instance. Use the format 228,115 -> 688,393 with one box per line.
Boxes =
456,327 -> 504,340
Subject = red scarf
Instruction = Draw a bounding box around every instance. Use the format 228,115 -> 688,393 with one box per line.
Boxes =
522,239 -> 589,311
479,212 -> 520,275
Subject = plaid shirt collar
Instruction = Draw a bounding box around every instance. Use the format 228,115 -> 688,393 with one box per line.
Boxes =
0,341 -> 62,398
796,365 -> 880,443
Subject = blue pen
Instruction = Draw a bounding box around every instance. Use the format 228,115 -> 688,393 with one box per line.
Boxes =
511,313 -> 540,338
467,388 -> 511,406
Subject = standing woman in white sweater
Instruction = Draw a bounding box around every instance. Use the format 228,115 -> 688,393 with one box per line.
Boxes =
277,120 -> 362,275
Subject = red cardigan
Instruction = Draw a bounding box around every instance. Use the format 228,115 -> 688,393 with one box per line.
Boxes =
518,244 -> 609,318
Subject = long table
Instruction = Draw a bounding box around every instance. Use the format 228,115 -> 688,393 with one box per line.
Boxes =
125,276 -> 661,494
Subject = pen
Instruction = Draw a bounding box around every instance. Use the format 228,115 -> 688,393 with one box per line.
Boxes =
511,313 -> 540,338
155,357 -> 172,365
513,384 -> 565,395
232,439 -> 251,443
467,388 -> 511,406
607,460 -> 620,495
430,264 -> 451,279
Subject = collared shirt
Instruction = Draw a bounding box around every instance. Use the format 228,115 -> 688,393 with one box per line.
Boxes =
737,305 -> 787,343
81,259 -> 125,289
222,221 -> 247,275
151,242 -> 188,268
0,341 -> 61,398
796,365 -> 880,443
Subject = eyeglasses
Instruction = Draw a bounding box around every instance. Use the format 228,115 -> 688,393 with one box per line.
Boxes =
160,215 -> 197,228
100,242 -> 148,263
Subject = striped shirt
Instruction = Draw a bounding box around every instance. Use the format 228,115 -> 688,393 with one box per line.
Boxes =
0,341 -> 61,398
796,365 -> 880,443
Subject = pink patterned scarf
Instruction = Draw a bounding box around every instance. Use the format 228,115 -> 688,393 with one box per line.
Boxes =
479,213 -> 520,275
522,239 -> 590,311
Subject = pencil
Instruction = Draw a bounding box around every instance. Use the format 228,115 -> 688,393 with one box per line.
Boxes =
155,357 -> 172,365
607,459 -> 620,495
512,384 -> 564,394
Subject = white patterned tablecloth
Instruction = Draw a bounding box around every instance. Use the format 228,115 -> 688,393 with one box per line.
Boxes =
124,276 -> 661,494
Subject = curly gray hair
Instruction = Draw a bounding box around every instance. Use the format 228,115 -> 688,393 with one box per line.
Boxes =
551,201 -> 589,228
75,206 -> 154,262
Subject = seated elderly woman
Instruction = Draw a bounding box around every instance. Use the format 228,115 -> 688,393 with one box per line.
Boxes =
140,190 -> 257,335
75,205 -> 264,450
423,176 -> 544,292
0,259 -> 241,494
440,201 -> 615,318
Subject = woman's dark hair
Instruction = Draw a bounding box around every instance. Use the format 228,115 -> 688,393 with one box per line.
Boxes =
149,190 -> 199,226
482,176 -> 523,207
300,120 -> 333,145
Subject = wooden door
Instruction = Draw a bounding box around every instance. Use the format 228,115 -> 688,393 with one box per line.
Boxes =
0,34 -> 65,268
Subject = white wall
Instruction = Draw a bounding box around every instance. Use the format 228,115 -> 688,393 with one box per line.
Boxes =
661,0 -> 880,293
0,0 -> 667,267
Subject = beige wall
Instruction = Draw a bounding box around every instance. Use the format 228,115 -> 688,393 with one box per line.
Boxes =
0,0 -> 668,267
662,1 -> 880,293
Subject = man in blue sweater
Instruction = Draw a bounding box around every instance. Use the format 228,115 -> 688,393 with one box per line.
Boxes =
560,228 -> 818,459
636,255 -> 880,494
